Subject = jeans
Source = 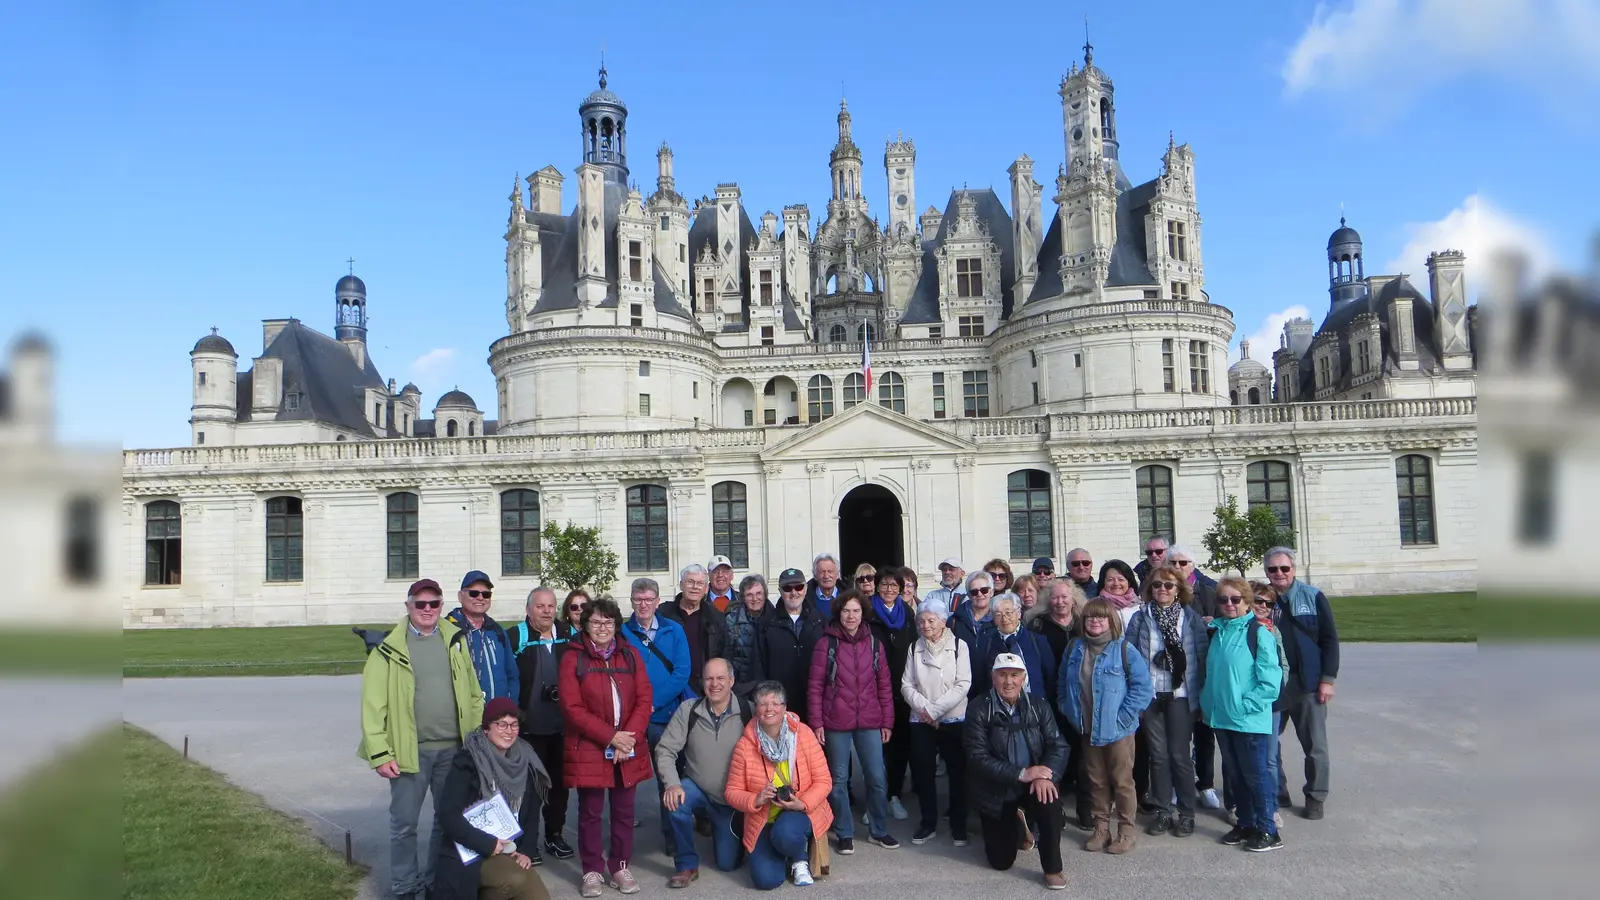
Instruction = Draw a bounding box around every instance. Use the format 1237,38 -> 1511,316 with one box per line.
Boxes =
1278,688 -> 1331,801
1217,728 -> 1277,837
1142,695 -> 1198,814
749,810 -> 812,890
1225,713 -> 1281,814
979,792 -> 1065,875
387,743 -> 456,896
523,732 -> 569,840
665,777 -> 743,873
825,728 -> 889,839
908,722 -> 967,835
646,722 -> 673,855
576,770 -> 637,876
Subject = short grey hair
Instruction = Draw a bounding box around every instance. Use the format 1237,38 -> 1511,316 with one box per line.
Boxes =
1166,544 -> 1194,561
526,586 -> 557,607
812,552 -> 839,572
965,571 -> 992,592
679,564 -> 708,582
1144,535 -> 1171,549
630,577 -> 660,598
991,591 -> 1022,613
1050,579 -> 1086,605
1065,547 -> 1092,561
1264,546 -> 1296,566
738,573 -> 768,597
751,680 -> 787,706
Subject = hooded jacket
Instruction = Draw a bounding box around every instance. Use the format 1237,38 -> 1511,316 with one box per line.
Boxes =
1200,614 -> 1282,734
359,617 -> 484,773
807,624 -> 893,732
445,608 -> 521,703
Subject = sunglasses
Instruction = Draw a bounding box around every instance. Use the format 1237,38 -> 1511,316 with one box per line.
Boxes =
856,575 -> 875,582
567,604 -> 585,612
1146,548 -> 1167,556
1068,560 -> 1093,568
466,590 -> 492,600
412,598 -> 442,609
1034,569 -> 1053,575
1150,580 -> 1178,590
1266,566 -> 1293,574
970,587 -> 992,595
781,584 -> 806,592
1174,560 -> 1193,567
1216,595 -> 1245,606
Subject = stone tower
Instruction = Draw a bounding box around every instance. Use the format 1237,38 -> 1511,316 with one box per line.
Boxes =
1054,42 -> 1121,302
885,135 -> 916,236
1328,217 -> 1366,309
1009,153 -> 1043,308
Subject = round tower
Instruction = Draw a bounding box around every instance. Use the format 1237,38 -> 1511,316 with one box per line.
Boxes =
1227,340 -> 1273,406
334,273 -> 368,343
433,388 -> 483,438
829,100 -> 864,205
579,64 -> 629,182
189,328 -> 238,445
1327,217 -> 1366,309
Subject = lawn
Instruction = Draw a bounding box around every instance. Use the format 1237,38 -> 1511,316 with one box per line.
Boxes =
122,724 -> 366,900
0,726 -> 121,900
123,622 -> 391,677
1330,592 -> 1476,642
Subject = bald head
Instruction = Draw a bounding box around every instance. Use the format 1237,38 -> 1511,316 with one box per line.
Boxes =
702,657 -> 734,707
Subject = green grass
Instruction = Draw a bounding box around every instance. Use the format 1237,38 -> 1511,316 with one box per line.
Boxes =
123,623 -> 391,677
122,724 -> 365,900
0,628 -> 121,675
1331,592 -> 1476,642
0,726 -> 121,900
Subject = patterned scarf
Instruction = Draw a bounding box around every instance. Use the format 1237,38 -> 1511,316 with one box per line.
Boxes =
465,729 -> 551,816
1150,601 -> 1186,688
757,717 -> 796,764
1101,586 -> 1139,610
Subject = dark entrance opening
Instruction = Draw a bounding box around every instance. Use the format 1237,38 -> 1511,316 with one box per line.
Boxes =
838,484 -> 904,577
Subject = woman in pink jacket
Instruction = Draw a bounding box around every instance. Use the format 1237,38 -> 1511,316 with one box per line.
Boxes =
807,590 -> 898,854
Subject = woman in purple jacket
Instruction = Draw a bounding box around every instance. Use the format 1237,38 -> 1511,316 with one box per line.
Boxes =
808,590 -> 898,854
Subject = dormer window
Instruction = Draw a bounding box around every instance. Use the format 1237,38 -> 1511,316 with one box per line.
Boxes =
956,258 -> 984,297
1167,221 -> 1188,262
1318,355 -> 1331,388
285,392 -> 302,411
759,270 -> 773,305
1171,281 -> 1190,301
628,241 -> 643,282
1357,340 -> 1372,375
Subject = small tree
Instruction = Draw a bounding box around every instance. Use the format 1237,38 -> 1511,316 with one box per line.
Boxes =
1201,494 -> 1294,577
540,521 -> 620,593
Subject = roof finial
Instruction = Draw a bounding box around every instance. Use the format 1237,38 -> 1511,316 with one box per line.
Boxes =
210,326 -> 218,335
1339,201 -> 1345,227
598,46 -> 607,89
1083,16 -> 1093,67
347,257 -> 355,275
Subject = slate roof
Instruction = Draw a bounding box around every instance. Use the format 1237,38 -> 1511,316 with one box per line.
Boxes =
527,178 -> 691,319
687,201 -> 761,324
1024,162 -> 1157,305
192,333 -> 237,355
435,389 -> 478,409
1296,275 -> 1442,398
901,187 -> 1018,325
235,319 -> 387,436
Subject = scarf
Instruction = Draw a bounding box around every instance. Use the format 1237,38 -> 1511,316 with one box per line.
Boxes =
587,637 -> 616,659
1150,601 -> 1186,688
1078,630 -> 1115,725
1101,587 -> 1139,610
465,729 -> 551,817
872,594 -> 907,630
757,717 -> 796,764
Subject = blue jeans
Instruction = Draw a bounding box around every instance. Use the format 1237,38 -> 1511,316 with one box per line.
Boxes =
1217,728 -> 1278,837
749,810 -> 811,890
825,728 -> 888,839
665,777 -> 742,873
1225,713 -> 1282,812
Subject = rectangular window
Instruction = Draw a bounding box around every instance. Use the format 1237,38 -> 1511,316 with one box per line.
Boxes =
1008,470 -> 1055,558
1073,353 -> 1083,368
144,500 -> 182,586
628,240 -> 643,282
962,370 -> 990,418
1167,220 -> 1188,262
1188,340 -> 1210,393
639,360 -> 651,377
1357,340 -> 1371,375
743,409 -> 754,427
264,497 -> 303,583
761,326 -> 774,346
932,372 -> 947,419
929,325 -> 943,340
626,485 -> 670,571
1318,355 -> 1331,388
711,482 -> 750,567
958,315 -> 984,337
692,381 -> 698,399
1171,281 -> 1190,301
1518,451 -> 1556,546
1031,382 -> 1040,405
703,278 -> 715,309
759,270 -> 773,305
64,497 -> 99,584
639,394 -> 651,416
956,258 -> 984,297
1143,289 -> 1159,299
1162,339 -> 1176,392
1029,349 -> 1037,368
386,492 -> 420,579
197,371 -> 206,386
660,215 -> 670,231
197,431 -> 205,444
630,303 -> 643,327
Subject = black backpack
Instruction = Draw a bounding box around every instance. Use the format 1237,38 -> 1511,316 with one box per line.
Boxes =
685,696 -> 755,733
1208,619 -> 1288,712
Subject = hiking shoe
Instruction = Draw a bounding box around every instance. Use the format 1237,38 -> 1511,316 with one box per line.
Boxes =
1220,825 -> 1249,846
952,832 -> 969,847
869,833 -> 900,849
836,837 -> 855,855
1044,873 -> 1068,891
1107,828 -> 1137,855
791,861 -> 814,886
547,835 -> 575,859
581,872 -> 606,898
668,870 -> 699,889
1173,813 -> 1195,837
890,796 -> 910,820
911,826 -> 937,845
1084,825 -> 1111,852
1247,831 -> 1284,852
610,864 -> 640,894
1303,797 -> 1324,820
1146,811 -> 1171,836
1199,788 -> 1221,809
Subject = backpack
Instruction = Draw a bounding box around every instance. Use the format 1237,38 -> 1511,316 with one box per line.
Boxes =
511,621 -> 568,656
825,633 -> 881,697
1208,619 -> 1288,712
574,642 -> 637,682
685,697 -> 755,733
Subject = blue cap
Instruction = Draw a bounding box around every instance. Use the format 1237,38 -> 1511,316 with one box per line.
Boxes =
460,570 -> 494,590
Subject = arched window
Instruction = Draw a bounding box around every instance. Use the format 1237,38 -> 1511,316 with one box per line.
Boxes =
1008,470 -> 1054,559
386,492 -> 420,579
877,371 -> 906,413
446,419 -> 458,437
626,484 -> 669,571
145,500 -> 182,585
1396,455 -> 1436,545
711,482 -> 749,567
1135,465 -> 1174,545
500,489 -> 540,575
1247,461 -> 1294,540
1230,389 -> 1239,406
64,496 -> 99,585
842,373 -> 866,408
1248,387 -> 1261,405
858,322 -> 876,342
265,496 -> 303,582
828,324 -> 847,343
807,375 -> 834,421
468,420 -> 476,437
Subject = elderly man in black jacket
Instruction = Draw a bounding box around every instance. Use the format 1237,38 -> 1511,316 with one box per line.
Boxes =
507,585 -> 576,863
964,653 -> 1071,890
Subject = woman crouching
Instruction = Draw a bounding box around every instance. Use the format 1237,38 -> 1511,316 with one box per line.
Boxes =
725,681 -> 834,890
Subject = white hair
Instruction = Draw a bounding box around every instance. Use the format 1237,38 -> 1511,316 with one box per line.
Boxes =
965,571 -> 992,591
679,563 -> 708,581
991,591 -> 1022,613
1264,546 -> 1296,566
1166,544 -> 1194,561
812,552 -> 839,572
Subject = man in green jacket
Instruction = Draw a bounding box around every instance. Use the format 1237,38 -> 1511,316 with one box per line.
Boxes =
361,578 -> 485,900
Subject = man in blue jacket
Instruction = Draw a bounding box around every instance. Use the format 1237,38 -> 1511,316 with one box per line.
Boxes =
446,570 -> 519,702
620,576 -> 693,856
1264,547 -> 1339,820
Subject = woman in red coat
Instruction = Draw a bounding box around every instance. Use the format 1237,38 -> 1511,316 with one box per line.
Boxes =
559,596 -> 654,897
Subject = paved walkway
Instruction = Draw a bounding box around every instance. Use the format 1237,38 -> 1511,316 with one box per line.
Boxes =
123,643 -> 1476,900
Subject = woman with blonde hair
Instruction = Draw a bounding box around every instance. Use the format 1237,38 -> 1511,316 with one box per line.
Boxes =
1201,576 -> 1283,852
1125,565 -> 1206,838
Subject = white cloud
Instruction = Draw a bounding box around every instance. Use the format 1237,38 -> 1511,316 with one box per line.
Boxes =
1235,305 -> 1312,363
1283,0 -> 1600,110
1384,194 -> 1555,298
409,347 -> 457,381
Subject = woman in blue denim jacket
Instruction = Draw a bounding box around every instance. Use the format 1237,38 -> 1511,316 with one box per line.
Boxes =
1056,598 -> 1154,855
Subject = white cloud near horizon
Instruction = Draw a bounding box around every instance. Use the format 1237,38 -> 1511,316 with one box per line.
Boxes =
409,347 -> 458,382
1384,194 -> 1556,299
1283,0 -> 1600,112
1235,305 -> 1313,362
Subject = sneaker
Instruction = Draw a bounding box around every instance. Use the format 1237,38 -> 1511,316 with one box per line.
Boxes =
912,826 -> 937,845
528,846 -> 545,866
836,837 -> 855,855
952,832 -> 969,847
1173,814 -> 1195,838
1107,828 -> 1137,855
1146,811 -> 1171,836
1303,797 -> 1324,820
610,864 -> 641,894
868,833 -> 900,849
547,835 -> 576,860
1199,788 -> 1221,809
1220,825 -> 1249,846
580,872 -> 606,898
791,861 -> 814,887
1247,831 -> 1284,852
667,870 -> 699,889
1137,794 -> 1160,815
889,796 -> 910,820
1044,873 -> 1068,891
1074,801 -> 1094,832
1084,825 -> 1111,852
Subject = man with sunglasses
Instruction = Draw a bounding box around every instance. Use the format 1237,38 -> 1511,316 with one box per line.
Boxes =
1031,557 -> 1055,589
1064,548 -> 1100,599
752,569 -> 827,727
361,579 -> 485,900
447,570 -> 520,703
1132,536 -> 1169,591
1264,548 -> 1338,820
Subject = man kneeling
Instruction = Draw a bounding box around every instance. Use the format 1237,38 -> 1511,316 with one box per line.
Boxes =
964,653 -> 1070,890
657,658 -> 750,887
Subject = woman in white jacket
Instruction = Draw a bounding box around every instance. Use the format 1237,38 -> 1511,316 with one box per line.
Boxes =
901,604 -> 973,847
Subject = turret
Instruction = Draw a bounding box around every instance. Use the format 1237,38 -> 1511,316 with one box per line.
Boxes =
506,176 -> 542,332
578,64 -> 628,183
189,328 -> 237,446
1327,217 -> 1367,309
885,134 -> 916,236
829,100 -> 865,213
1009,154 -> 1042,307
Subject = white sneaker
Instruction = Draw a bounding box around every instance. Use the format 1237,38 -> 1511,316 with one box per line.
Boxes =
580,872 -> 605,898
1199,789 -> 1221,809
791,861 -> 814,886
890,797 -> 910,820
862,811 -> 871,826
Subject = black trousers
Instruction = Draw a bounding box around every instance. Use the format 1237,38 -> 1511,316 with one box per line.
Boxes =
1193,720 -> 1217,791
908,722 -> 967,835
524,732 -> 570,840
980,793 -> 1064,875
885,709 -> 913,800
1134,724 -> 1152,803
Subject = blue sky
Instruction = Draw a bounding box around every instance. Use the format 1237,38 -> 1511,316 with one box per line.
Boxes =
1,0 -> 1593,448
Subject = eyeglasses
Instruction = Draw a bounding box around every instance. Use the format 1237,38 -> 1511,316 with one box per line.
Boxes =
467,590 -> 493,600
1150,580 -> 1177,591
1069,560 -> 1094,568
1085,613 -> 1110,621
588,620 -> 616,630
488,719 -> 520,732
1266,565 -> 1293,574
411,598 -> 442,609
1216,595 -> 1244,606
781,584 -> 806,593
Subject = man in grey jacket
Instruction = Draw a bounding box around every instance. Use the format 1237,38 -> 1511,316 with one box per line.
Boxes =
657,658 -> 750,887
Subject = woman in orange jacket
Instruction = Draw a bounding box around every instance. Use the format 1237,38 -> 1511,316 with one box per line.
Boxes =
724,680 -> 834,890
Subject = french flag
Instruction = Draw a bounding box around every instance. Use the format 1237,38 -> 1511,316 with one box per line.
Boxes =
861,333 -> 872,394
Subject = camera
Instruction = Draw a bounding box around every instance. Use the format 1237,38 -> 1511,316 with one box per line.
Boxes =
774,786 -> 794,802
542,684 -> 559,702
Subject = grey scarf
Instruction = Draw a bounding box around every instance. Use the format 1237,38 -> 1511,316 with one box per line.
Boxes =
465,729 -> 551,816
757,717 -> 796,765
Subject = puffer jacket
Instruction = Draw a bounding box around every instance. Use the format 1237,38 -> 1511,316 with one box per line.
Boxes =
901,629 -> 971,723
723,602 -> 763,685
807,624 -> 893,732
558,638 -> 654,789
962,690 -> 1069,819
1056,637 -> 1154,747
724,712 -> 834,852
1124,603 -> 1209,713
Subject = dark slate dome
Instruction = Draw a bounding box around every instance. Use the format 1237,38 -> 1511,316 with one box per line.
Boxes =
435,389 -> 477,408
401,382 -> 421,395
581,66 -> 627,111
12,331 -> 51,353
336,274 -> 367,294
1328,219 -> 1361,249
192,331 -> 236,355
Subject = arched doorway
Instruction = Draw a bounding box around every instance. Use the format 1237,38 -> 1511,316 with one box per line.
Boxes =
838,484 -> 904,576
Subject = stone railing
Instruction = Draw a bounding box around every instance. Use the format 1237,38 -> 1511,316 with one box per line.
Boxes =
999,298 -> 1235,335
718,337 -> 988,359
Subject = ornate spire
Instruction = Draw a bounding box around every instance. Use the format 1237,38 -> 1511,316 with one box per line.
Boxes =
598,47 -> 607,89
1083,16 -> 1093,67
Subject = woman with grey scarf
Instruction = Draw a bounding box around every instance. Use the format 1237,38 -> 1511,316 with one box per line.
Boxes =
433,697 -> 554,900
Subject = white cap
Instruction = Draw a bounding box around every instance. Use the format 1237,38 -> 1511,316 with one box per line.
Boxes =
991,652 -> 1027,672
707,555 -> 734,571
938,557 -> 963,570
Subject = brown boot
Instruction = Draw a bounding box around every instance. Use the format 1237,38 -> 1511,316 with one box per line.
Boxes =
1084,824 -> 1111,852
1107,826 -> 1138,855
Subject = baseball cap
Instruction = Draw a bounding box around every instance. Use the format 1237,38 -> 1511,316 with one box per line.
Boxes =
992,652 -> 1027,672
707,555 -> 734,571
482,697 -> 522,729
938,557 -> 963,570
460,570 -> 494,590
1032,557 -> 1054,573
408,578 -> 443,599
777,568 -> 807,588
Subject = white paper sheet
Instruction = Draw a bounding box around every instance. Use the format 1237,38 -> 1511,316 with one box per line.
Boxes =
455,791 -> 523,864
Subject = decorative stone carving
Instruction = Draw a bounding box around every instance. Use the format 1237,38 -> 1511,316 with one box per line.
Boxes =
805,461 -> 828,475
909,457 -> 932,471
762,462 -> 784,476
954,456 -> 977,469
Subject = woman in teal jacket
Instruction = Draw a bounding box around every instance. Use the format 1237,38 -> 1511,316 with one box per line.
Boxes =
1200,576 -> 1283,853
